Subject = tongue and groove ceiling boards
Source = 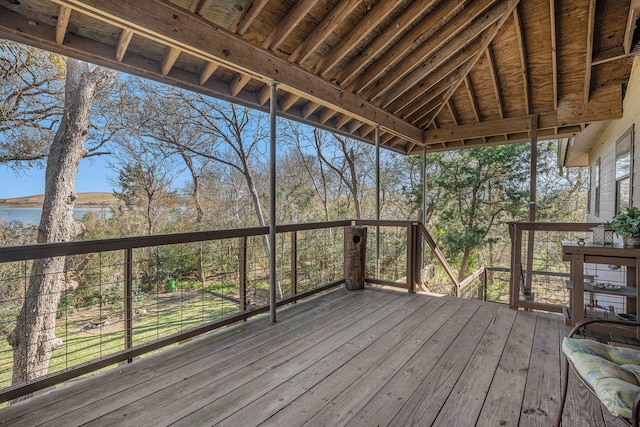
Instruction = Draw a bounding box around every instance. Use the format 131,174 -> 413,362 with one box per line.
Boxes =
0,0 -> 636,154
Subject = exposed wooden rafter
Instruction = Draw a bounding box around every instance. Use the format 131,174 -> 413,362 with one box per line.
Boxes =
512,6 -> 529,115
0,0 -> 633,154
424,85 -> 622,145
347,1 -> 464,95
335,0 -> 440,87
584,0 -> 596,104
486,46 -> 504,118
390,39 -> 481,117
50,0 -> 423,144
302,101 -> 320,119
230,0 -> 269,35
315,0 -> 404,76
280,93 -> 300,112
288,0 -> 361,65
371,0 -> 505,107
425,0 -> 522,129
624,0 -> 640,54
550,0 -> 558,111
115,29 -> 133,62
262,1 -> 316,51
55,6 -> 72,45
464,76 -> 488,143
160,47 -> 180,76
198,61 -> 219,85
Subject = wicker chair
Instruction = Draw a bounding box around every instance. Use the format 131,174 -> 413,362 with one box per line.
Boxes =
557,318 -> 640,426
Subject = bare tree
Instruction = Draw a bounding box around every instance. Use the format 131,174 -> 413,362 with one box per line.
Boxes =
7,59 -> 116,388
0,40 -> 64,165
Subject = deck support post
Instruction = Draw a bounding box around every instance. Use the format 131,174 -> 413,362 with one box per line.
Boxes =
525,115 -> 538,303
269,81 -> 278,323
345,226 -> 367,291
375,125 -> 381,279
124,248 -> 133,362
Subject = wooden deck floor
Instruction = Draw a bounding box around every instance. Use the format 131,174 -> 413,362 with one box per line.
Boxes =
0,287 -> 621,426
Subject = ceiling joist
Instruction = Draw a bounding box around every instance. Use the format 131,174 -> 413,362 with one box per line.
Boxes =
50,0 -> 423,144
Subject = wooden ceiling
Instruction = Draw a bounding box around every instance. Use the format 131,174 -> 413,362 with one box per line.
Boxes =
0,0 -> 637,154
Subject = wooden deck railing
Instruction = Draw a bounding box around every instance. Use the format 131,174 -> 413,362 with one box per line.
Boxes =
0,219 -> 457,402
508,222 -> 601,313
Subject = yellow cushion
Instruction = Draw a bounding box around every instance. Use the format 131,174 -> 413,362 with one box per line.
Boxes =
563,337 -> 640,419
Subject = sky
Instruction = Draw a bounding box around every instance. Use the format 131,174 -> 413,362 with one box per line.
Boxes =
0,156 -> 114,199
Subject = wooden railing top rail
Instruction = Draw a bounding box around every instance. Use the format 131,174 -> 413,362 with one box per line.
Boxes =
0,220 -> 353,263
508,221 -> 602,232
459,267 -> 485,290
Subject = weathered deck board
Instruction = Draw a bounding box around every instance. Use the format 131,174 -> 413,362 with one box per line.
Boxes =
476,310 -> 537,426
0,287 -> 611,426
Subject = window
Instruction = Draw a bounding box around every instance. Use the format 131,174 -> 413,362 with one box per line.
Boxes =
595,158 -> 601,217
615,126 -> 634,213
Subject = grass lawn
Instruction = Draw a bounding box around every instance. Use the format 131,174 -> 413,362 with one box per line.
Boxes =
0,287 -> 239,391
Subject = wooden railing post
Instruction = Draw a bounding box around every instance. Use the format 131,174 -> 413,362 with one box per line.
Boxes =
509,223 -> 523,309
410,222 -> 420,293
239,236 -> 247,312
344,226 -> 367,291
124,248 -> 133,362
290,231 -> 297,296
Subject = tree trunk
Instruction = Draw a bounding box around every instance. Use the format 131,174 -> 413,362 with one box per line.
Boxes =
7,59 -> 115,390
181,152 -> 205,283
459,248 -> 472,282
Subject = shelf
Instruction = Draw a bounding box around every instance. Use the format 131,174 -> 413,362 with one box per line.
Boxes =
566,280 -> 636,298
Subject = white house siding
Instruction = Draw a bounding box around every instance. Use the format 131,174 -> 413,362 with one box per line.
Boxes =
586,60 -> 640,223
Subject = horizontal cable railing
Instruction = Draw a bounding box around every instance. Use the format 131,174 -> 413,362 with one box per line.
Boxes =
508,222 -> 601,313
0,221 -> 352,402
0,219 -> 461,402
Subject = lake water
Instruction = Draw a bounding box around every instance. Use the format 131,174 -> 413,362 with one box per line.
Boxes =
0,206 -> 112,225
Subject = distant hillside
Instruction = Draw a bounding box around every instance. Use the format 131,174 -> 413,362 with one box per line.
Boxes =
0,192 -> 115,207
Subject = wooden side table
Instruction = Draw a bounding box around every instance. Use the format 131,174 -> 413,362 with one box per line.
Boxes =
562,241 -> 640,337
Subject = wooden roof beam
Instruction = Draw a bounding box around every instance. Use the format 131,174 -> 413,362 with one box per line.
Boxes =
624,0 -> 640,54
550,0 -> 558,111
425,0 -> 521,129
230,73 -> 252,97
0,9 -> 399,153
262,1 -> 317,51
280,93 -> 300,112
401,79 -> 454,121
199,61 -> 219,85
319,108 -> 336,125
115,29 -> 133,62
230,0 -> 269,35
314,0 -> 404,76
389,37 -> 481,118
188,0 -> 212,15
464,76 -> 488,143
335,0 -> 440,87
289,0 -> 361,65
160,47 -> 180,76
347,1 -> 464,95
335,115 -> 351,130
486,46 -> 504,119
464,77 -> 482,122
423,85 -> 623,144
55,6 -> 72,45
584,0 -> 596,104
371,0 -> 506,108
52,0 -> 423,144
512,6 -> 529,115
302,101 -> 320,119
414,97 -> 447,128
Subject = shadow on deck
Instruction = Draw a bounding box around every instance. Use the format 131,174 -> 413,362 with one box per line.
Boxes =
0,287 -> 618,426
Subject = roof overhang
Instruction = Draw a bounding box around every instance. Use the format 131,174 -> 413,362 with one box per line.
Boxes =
0,0 -> 636,154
